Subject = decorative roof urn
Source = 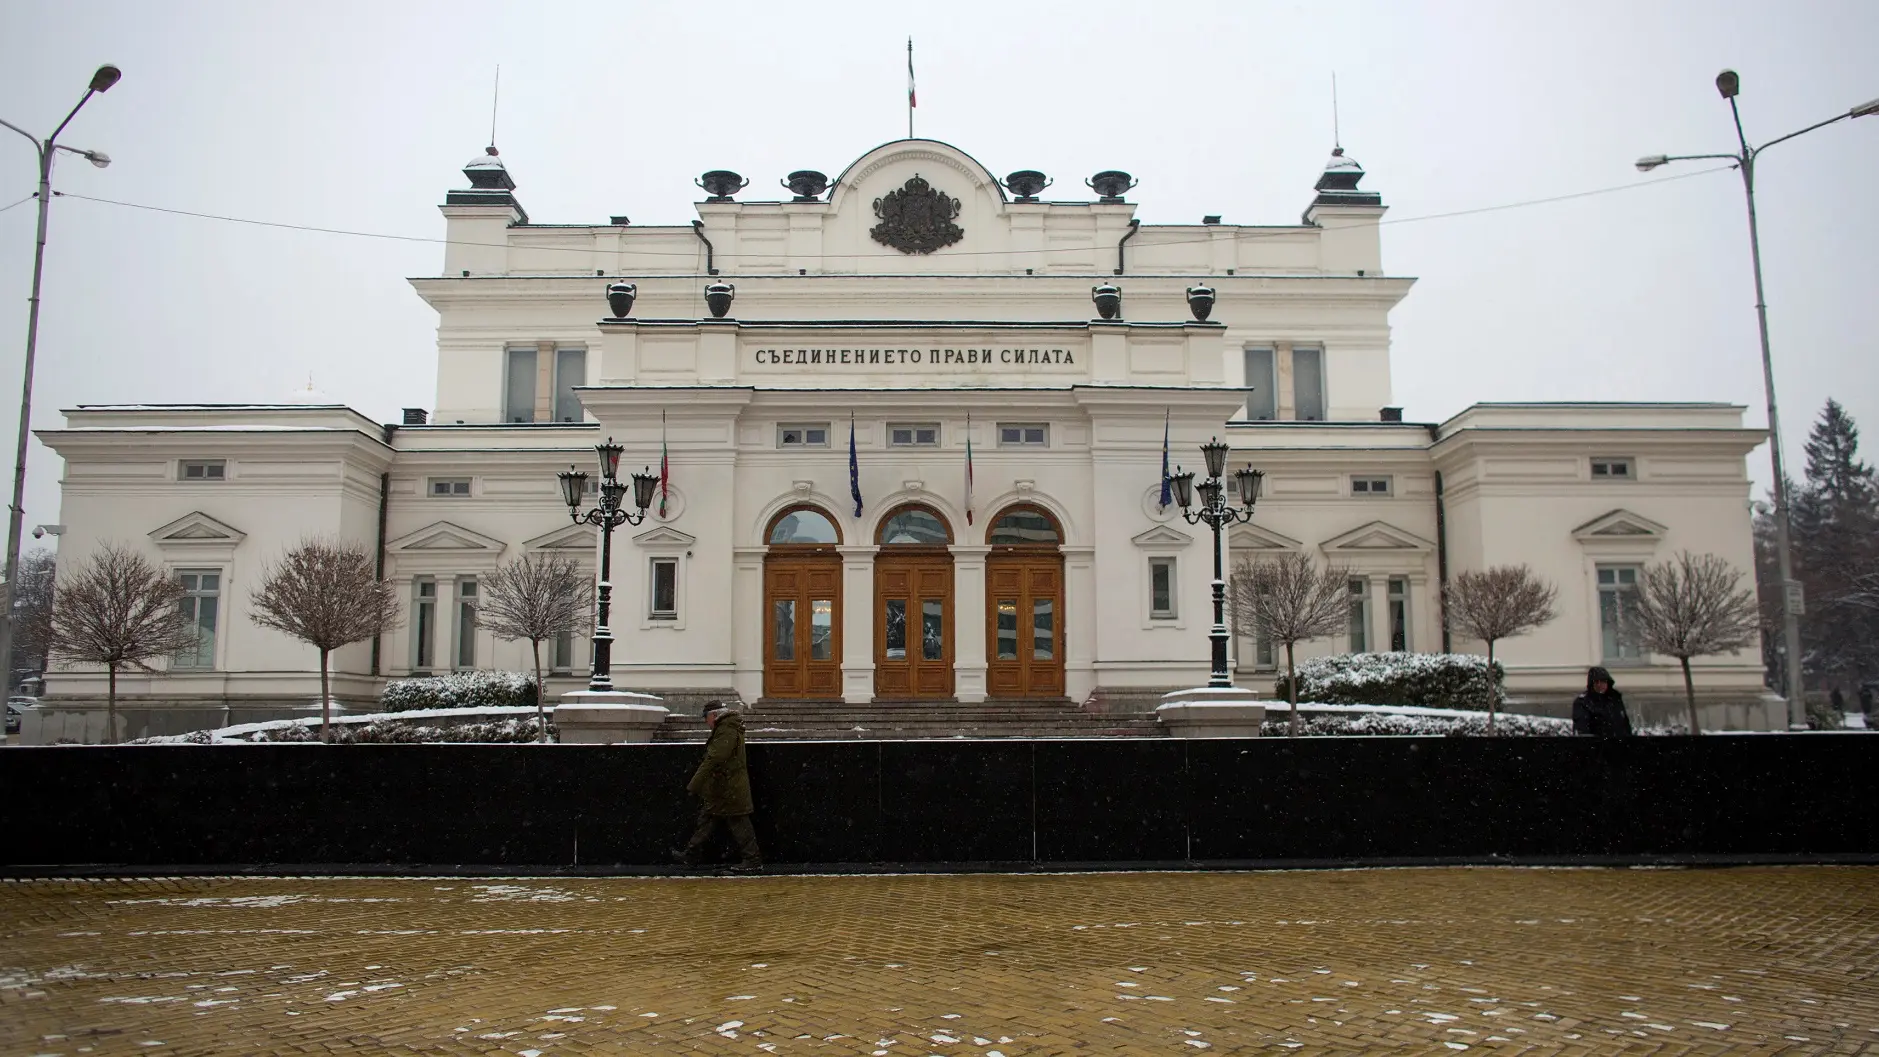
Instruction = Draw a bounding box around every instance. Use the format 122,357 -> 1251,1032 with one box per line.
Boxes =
1002,170 -> 1051,202
696,170 -> 749,201
782,170 -> 830,201
705,280 -> 736,319
605,281 -> 638,319
1085,170 -> 1139,202
1091,282 -> 1122,320
1185,284 -> 1215,322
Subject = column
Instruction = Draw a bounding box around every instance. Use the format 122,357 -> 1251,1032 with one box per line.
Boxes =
837,544 -> 878,704
951,544 -> 990,703
732,547 -> 764,704
384,575 -> 415,676
1064,545 -> 1098,704
1368,575 -> 1387,654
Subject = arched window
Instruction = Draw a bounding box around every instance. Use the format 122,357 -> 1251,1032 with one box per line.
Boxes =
987,505 -> 1061,546
877,504 -> 951,546
767,506 -> 841,546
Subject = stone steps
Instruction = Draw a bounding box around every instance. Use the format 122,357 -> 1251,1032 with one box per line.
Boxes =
653,697 -> 1167,742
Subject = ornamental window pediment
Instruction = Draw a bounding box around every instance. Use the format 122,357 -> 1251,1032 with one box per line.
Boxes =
1227,523 -> 1304,553
149,511 -> 246,561
1319,520 -> 1434,554
522,523 -> 597,553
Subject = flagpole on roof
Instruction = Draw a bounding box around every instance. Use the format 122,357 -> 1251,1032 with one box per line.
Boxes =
907,37 -> 915,140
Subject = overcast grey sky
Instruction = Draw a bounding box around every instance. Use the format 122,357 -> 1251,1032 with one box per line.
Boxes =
3,0 -> 1876,540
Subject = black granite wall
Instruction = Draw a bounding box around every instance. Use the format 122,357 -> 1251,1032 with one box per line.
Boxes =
4,736 -> 1872,869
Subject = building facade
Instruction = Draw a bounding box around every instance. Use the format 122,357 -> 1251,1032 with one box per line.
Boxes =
29,137 -> 1779,741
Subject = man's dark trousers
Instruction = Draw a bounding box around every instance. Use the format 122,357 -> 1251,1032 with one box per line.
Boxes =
683,807 -> 761,865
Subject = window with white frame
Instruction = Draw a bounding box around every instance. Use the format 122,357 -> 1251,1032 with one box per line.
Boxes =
1351,475 -> 1392,497
1387,577 -> 1410,651
454,578 -> 478,669
1348,578 -> 1369,652
777,423 -> 830,449
888,422 -> 941,447
179,459 -> 226,481
413,578 -> 437,672
552,347 -> 588,423
504,346 -> 537,424
1243,346 -> 1276,421
997,423 -> 1048,447
429,478 -> 472,497
1598,565 -> 1644,661
553,629 -> 575,672
1591,457 -> 1635,481
174,570 -> 220,669
649,557 -> 678,620
1149,556 -> 1177,619
1292,345 -> 1326,422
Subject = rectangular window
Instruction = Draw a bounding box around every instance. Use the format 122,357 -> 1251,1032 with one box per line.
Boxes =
1598,565 -> 1644,660
175,570 -> 220,669
1255,627 -> 1274,668
504,347 -> 537,424
1387,577 -> 1410,651
1351,476 -> 1392,497
455,578 -> 478,669
179,459 -> 226,481
889,423 -> 941,447
1149,557 -> 1177,619
429,477 -> 472,497
810,599 -> 834,660
778,423 -> 830,449
649,557 -> 678,619
772,599 -> 796,660
1348,578 -> 1369,652
1243,346 -> 1276,421
553,629 -> 574,672
413,578 -> 437,672
997,423 -> 1049,447
553,347 -> 587,423
921,598 -> 944,661
1591,457 -> 1635,480
1292,346 -> 1326,422
883,599 -> 906,659
1032,598 -> 1055,661
996,599 -> 1018,660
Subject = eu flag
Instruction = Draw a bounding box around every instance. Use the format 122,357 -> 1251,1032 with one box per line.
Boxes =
849,415 -> 863,518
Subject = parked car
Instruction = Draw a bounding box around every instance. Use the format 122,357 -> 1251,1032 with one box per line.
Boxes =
4,701 -> 26,735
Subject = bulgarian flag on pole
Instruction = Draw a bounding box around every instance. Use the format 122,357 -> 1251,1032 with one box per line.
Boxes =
657,411 -> 670,518
964,413 -> 975,525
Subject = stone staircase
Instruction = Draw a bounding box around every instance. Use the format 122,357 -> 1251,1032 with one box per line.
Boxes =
655,697 -> 1166,742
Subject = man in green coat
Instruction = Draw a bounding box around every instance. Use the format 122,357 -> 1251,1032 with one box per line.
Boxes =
672,703 -> 762,871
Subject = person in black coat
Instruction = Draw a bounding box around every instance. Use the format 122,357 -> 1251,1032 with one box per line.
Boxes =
1572,666 -> 1633,736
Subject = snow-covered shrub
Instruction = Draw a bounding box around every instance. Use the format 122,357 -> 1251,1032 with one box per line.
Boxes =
379,670 -> 537,712
1271,652 -> 1505,711
1259,708 -> 1569,737
244,715 -> 550,743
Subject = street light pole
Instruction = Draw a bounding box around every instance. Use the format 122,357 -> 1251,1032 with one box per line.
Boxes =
557,438 -> 658,692
0,64 -> 120,700
1637,71 -> 1879,730
1170,438 -> 1263,688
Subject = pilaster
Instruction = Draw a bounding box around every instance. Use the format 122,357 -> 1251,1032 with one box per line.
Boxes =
951,544 -> 990,703
837,544 -> 878,704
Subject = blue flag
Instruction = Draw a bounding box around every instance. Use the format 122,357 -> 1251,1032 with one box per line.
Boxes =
849,414 -> 864,518
1158,408 -> 1172,510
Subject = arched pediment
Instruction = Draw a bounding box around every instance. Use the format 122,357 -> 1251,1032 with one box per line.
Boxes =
828,138 -> 1005,210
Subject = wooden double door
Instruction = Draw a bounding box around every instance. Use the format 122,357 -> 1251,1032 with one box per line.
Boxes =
986,554 -> 1065,697
763,554 -> 841,698
873,553 -> 953,698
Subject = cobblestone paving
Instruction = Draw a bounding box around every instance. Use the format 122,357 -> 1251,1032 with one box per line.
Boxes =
2,867 -> 1876,1055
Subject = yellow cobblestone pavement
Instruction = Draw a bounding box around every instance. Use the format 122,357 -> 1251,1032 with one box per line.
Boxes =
1,867 -> 1876,1055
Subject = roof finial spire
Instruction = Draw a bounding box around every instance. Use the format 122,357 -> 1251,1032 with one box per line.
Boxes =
487,64 -> 501,156
1332,70 -> 1341,152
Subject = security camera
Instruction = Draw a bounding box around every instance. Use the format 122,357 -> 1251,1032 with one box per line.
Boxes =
31,527 -> 43,539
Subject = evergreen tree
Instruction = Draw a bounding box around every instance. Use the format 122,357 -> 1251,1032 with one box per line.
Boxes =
1787,400 -> 1879,689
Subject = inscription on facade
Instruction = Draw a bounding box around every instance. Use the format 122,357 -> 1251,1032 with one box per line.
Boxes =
751,348 -> 1077,367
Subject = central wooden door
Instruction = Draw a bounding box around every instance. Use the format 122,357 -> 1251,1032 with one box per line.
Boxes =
986,556 -> 1064,697
763,505 -> 844,700
874,504 -> 955,699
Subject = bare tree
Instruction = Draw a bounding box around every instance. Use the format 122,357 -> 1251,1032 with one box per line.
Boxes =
1228,552 -> 1351,736
1447,565 -> 1559,732
250,539 -> 401,742
1630,550 -> 1762,735
11,548 -> 57,688
47,543 -> 199,744
478,552 -> 594,741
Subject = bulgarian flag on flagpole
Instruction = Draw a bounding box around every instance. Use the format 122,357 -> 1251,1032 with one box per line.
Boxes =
964,413 -> 975,525
657,410 -> 670,518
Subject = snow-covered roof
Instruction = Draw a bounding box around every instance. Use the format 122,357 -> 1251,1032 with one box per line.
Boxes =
1324,148 -> 1363,173
465,147 -> 506,170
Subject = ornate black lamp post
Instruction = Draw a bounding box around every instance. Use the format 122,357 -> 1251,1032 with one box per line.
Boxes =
558,438 -> 659,692
1169,438 -> 1263,688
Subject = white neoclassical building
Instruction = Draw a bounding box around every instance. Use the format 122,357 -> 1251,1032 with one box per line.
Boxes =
30,137 -> 1778,741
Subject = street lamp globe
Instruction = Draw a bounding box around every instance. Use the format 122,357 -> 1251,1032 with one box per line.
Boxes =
1635,154 -> 1669,172
1715,69 -> 1740,100
89,65 -> 122,93
631,467 -> 660,511
1169,468 -> 1195,509
1201,436 -> 1230,479
84,151 -> 109,168
595,437 -> 624,480
557,468 -> 588,510
1235,466 -> 1263,506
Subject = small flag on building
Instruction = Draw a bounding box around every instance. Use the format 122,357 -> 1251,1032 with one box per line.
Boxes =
964,413 -> 975,525
1158,407 -> 1173,511
849,412 -> 864,518
907,37 -> 917,109
657,410 -> 670,518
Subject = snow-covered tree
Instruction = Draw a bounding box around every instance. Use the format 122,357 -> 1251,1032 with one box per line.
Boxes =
1446,565 -> 1558,732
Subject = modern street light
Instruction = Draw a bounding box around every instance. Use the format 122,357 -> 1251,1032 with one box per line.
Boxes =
1170,438 -> 1263,688
1637,70 -> 1878,730
0,64 -> 120,698
557,438 -> 658,692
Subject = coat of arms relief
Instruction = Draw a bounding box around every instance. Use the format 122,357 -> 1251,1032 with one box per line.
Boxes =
870,174 -> 964,254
